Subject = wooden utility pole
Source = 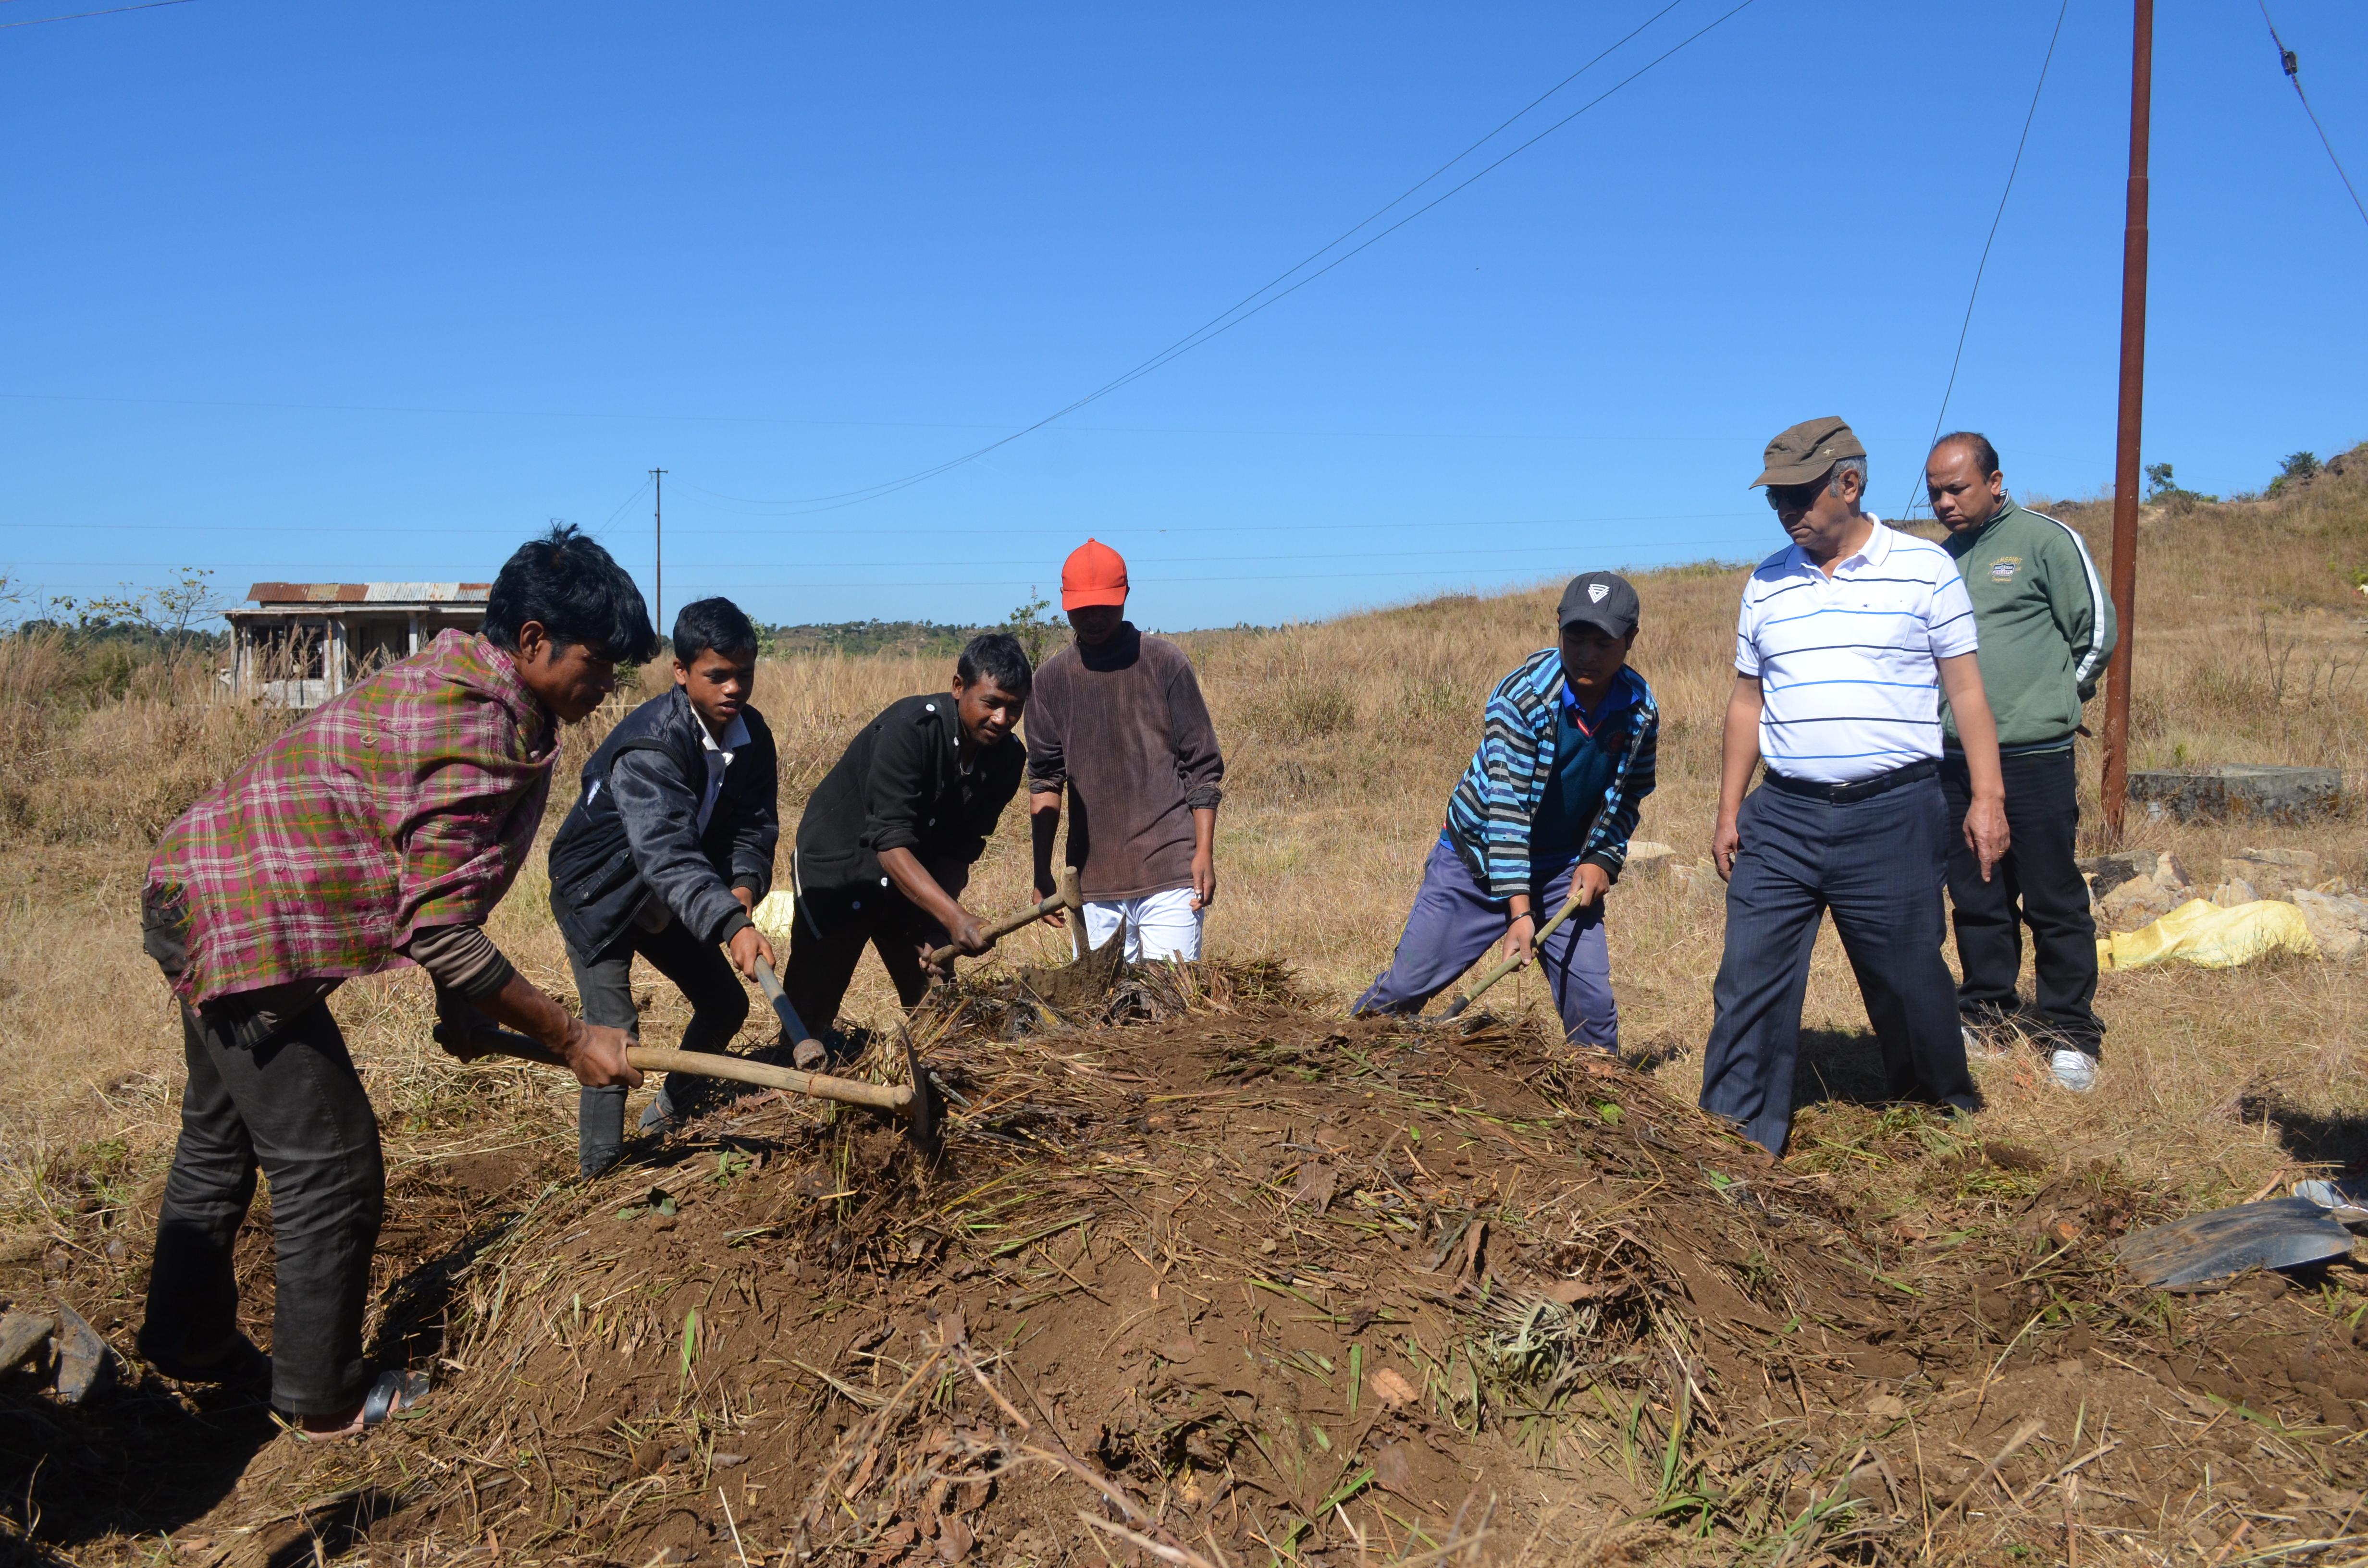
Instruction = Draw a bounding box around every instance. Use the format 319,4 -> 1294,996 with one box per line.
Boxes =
650,467 -> 668,639
2099,0 -> 2153,841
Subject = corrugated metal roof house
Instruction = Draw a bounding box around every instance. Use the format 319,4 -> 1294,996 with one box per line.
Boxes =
225,582 -> 490,707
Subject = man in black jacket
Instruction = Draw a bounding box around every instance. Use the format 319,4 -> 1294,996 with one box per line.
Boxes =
786,632 -> 1031,1038
548,598 -> 779,1176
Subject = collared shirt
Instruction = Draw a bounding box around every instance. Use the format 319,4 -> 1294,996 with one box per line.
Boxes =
145,629 -> 557,1006
1734,519 -> 1978,785
696,711 -> 752,836
1527,675 -> 1641,870
792,692 -> 1025,900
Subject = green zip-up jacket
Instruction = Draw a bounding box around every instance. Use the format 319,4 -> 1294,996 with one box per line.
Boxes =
1940,498 -> 2117,755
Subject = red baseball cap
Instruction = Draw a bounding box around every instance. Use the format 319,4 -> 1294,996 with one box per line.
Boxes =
1060,539 -> 1129,611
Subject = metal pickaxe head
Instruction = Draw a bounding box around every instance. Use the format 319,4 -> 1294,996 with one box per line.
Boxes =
903,1036 -> 944,1162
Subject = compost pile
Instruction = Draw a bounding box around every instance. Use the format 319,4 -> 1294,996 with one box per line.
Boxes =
14,964 -> 2368,1566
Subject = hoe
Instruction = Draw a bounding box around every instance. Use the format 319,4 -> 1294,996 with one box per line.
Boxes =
436,870 -> 1102,1157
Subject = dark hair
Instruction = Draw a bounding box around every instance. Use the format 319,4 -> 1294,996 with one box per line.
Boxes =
672,597 -> 759,662
956,631 -> 1033,697
483,525 -> 657,661
1934,430 -> 2002,477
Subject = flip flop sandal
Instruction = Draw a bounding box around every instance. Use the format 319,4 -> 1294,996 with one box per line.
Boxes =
360,1369 -> 431,1427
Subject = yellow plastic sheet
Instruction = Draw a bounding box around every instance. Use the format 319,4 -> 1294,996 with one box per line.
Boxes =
2097,897 -> 2320,972
751,889 -> 798,950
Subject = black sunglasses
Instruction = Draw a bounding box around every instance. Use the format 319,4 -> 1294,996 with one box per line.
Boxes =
1764,478 -> 1828,511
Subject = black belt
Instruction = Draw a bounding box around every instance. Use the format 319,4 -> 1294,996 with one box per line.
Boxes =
1762,759 -> 1937,805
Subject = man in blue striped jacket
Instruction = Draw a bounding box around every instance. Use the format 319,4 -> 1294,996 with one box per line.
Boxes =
1353,572 -> 1657,1050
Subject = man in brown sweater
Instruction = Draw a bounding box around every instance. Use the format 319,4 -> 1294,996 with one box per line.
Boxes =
1028,539 -> 1225,961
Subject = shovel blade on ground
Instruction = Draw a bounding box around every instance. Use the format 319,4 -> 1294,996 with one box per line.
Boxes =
2115,1196 -> 2357,1290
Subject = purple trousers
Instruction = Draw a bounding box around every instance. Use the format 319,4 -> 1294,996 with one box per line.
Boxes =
1353,837 -> 1616,1048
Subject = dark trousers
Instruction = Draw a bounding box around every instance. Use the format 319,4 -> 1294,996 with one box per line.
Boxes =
1352,838 -> 1616,1048
1942,748 -> 2103,1055
784,872 -> 963,1037
143,1002 -> 384,1416
567,912 -> 751,1163
1698,774 -> 1976,1155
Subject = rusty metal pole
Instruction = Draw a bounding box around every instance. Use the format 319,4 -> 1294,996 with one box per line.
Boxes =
2099,0 -> 2154,842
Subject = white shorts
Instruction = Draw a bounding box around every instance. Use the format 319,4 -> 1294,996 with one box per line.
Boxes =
1082,886 -> 1204,962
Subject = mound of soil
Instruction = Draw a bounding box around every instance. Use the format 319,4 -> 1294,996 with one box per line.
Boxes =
10,969 -> 2368,1565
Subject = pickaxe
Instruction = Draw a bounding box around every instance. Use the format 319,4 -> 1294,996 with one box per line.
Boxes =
437,958 -> 943,1155
1436,711 -> 1653,1023
924,867 -> 1085,971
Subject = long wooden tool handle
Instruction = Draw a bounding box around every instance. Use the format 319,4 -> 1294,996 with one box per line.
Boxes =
1439,705 -> 1650,1020
625,1046 -> 913,1113
1441,882 -> 1592,1020
925,892 -> 1064,968
441,1021 -> 913,1115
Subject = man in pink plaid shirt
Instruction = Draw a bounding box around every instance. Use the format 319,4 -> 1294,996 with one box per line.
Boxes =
139,527 -> 654,1437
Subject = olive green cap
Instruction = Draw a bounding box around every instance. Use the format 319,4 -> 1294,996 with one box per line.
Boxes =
1751,416 -> 1865,488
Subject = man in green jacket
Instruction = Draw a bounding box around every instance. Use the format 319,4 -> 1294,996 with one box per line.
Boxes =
1927,432 -> 2118,1092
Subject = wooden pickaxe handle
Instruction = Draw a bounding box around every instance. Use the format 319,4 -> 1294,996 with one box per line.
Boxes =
925,867 -> 1083,968
1440,879 -> 1595,1020
435,1021 -> 913,1113
1436,708 -> 1652,1021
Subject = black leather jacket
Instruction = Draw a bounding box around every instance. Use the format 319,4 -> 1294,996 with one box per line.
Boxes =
547,687 -> 778,957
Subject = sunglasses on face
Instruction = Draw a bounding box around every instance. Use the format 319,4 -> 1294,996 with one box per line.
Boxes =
1764,480 -> 1827,511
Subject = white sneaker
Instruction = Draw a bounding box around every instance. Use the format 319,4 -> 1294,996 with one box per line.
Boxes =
2049,1049 -> 2098,1093
1962,1024 -> 2010,1060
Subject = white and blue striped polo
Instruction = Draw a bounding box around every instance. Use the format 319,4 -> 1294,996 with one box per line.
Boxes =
1733,521 -> 1979,785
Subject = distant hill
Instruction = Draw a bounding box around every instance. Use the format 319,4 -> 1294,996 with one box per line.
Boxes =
759,619 -> 984,660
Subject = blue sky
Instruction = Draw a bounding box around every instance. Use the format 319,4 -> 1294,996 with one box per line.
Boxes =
4,0 -> 2363,632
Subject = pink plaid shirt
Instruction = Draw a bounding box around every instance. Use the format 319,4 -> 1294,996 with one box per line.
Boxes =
147,630 -> 558,1007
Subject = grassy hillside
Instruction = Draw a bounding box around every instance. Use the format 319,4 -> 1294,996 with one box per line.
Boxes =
0,452 -> 2364,1564
2,453 -> 2365,1169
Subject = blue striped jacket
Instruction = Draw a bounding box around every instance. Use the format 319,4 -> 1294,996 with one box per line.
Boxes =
1443,652 -> 1658,900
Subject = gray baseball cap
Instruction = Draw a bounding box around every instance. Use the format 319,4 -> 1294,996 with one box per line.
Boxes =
1558,571 -> 1639,637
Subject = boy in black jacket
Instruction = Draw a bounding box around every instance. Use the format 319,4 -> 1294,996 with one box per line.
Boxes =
548,598 -> 779,1176
786,632 -> 1030,1039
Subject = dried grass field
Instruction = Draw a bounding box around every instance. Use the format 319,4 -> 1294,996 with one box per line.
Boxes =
0,459 -> 2365,1567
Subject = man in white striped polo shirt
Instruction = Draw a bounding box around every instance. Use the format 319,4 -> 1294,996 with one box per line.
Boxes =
1699,416 -> 2010,1156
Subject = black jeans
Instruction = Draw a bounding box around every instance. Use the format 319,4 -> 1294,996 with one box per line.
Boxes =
1943,748 -> 2103,1055
566,910 -> 751,1169
1698,773 -> 1975,1156
783,870 -> 963,1040
143,1001 -> 384,1416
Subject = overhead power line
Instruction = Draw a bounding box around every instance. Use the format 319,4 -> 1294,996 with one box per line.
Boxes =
0,0 -> 190,28
2257,0 -> 2368,233
711,0 -> 1765,517
1898,0 -> 2070,519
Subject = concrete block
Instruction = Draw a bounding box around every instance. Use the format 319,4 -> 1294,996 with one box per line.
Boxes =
2131,765 -> 2343,824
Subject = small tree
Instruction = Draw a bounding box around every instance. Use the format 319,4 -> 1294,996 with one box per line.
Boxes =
1001,588 -> 1060,668
2142,462 -> 2214,508
154,567 -> 225,639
